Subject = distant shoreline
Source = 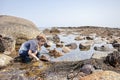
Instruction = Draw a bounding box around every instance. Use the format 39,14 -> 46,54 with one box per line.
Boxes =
39,26 -> 120,30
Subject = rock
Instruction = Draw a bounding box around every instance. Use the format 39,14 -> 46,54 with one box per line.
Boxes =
80,71 -> 120,80
40,54 -> 51,61
107,36 -> 120,44
94,37 -> 108,44
0,74 -> 26,80
49,49 -> 63,58
86,36 -> 94,40
46,36 -> 54,42
67,70 -> 77,80
43,28 -> 50,34
0,15 -> 40,46
32,61 -> 44,67
62,46 -> 71,53
44,41 -> 53,48
0,36 -> 5,52
92,51 -> 113,59
80,64 -> 95,75
79,41 -> 93,51
65,43 -> 77,49
0,34 -> 16,54
53,34 -> 60,43
111,43 -> 120,51
112,43 -> 120,48
74,36 -> 85,41
0,54 -> 13,68
79,44 -> 90,51
50,27 -> 60,33
56,42 -> 63,48
94,44 -> 116,51
10,74 -> 25,80
104,51 -> 120,67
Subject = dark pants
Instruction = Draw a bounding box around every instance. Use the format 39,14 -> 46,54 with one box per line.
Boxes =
19,51 -> 40,63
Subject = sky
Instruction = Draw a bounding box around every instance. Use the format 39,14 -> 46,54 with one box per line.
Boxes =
0,0 -> 120,28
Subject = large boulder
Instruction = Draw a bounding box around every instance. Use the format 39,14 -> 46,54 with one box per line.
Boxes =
0,15 -> 40,45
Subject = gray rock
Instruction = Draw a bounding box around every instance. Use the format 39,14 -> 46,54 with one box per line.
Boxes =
80,64 -> 95,74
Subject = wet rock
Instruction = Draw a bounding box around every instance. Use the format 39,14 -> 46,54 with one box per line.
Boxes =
94,44 -> 116,51
79,44 -> 90,51
105,51 -> 120,67
44,41 -> 53,48
86,36 -> 94,40
65,43 -> 77,49
79,41 -> 93,51
80,71 -> 120,80
0,54 -> 13,68
56,42 -> 63,48
62,46 -> 71,53
49,49 -> 63,58
40,54 -> 51,61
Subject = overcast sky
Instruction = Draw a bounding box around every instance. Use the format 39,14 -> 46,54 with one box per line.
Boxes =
0,0 -> 120,28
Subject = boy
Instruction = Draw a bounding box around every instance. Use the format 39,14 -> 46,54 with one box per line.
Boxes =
18,34 -> 47,63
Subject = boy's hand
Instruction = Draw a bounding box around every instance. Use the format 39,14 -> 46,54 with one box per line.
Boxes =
36,58 -> 40,61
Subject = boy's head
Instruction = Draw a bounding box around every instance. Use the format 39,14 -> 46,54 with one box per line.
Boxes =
36,34 -> 47,46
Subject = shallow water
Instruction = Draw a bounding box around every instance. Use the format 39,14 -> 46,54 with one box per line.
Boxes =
40,33 -> 107,62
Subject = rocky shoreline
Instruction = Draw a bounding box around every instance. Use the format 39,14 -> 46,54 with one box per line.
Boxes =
0,15 -> 120,80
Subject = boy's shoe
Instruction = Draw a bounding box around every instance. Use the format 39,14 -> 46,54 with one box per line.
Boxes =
14,56 -> 22,62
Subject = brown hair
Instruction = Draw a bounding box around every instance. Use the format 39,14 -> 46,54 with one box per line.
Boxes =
36,33 -> 47,42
